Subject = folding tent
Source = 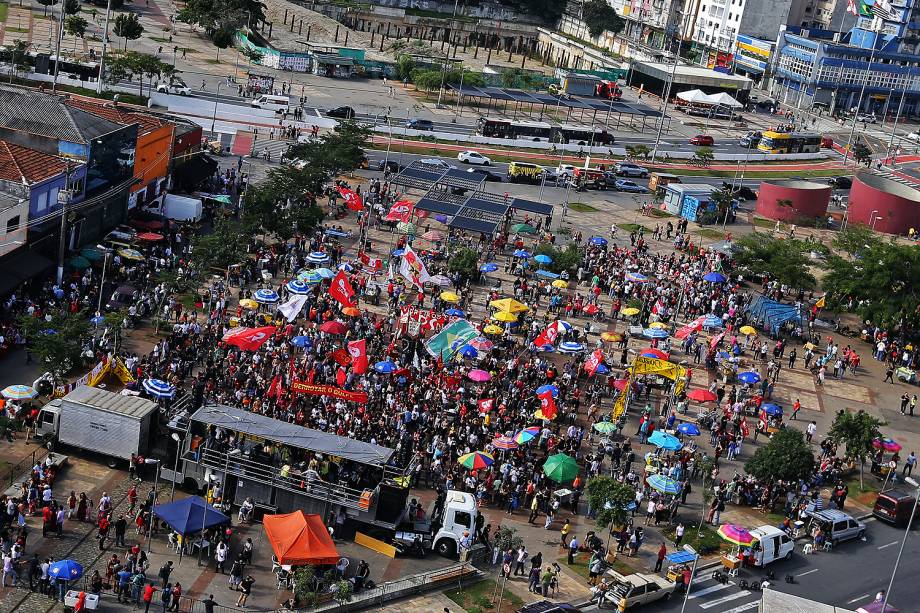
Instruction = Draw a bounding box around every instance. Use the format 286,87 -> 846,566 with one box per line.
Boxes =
707,92 -> 743,108
676,89 -> 710,103
152,496 -> 229,535
263,511 -> 340,566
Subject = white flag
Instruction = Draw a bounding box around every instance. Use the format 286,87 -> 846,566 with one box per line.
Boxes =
277,294 -> 308,322
398,246 -> 431,289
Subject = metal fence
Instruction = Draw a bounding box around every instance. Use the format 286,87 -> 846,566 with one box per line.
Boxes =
5,446 -> 49,487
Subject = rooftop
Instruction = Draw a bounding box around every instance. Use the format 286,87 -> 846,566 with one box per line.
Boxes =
64,98 -> 169,137
636,62 -> 754,85
0,85 -> 123,144
0,139 -> 69,185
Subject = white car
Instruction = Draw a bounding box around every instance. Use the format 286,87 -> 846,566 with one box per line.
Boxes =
906,132 -> 920,142
156,80 -> 191,96
457,150 -> 492,165
557,164 -> 576,178
856,113 -> 877,124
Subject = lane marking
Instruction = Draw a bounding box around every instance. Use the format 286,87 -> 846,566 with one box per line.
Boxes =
689,583 -> 733,599
720,602 -> 760,613
797,569 -> 819,577
699,591 -> 753,609
878,541 -> 898,549
848,594 -> 871,604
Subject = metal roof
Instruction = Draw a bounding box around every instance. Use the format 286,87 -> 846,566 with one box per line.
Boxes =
0,86 -> 123,144
64,385 -> 159,419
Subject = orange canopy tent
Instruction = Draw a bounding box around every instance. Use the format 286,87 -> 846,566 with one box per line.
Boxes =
263,511 -> 340,566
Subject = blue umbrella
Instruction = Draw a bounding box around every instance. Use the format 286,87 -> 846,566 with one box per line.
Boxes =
715,350 -> 731,360
290,335 -> 312,348
459,345 -> 479,359
643,328 -> 670,339
42,329 -> 57,335
594,364 -> 610,375
90,315 -> 106,325
338,262 -> 354,272
737,371 -> 761,384
298,270 -> 323,284
480,263 -> 498,273
534,254 -> 553,265
254,288 -> 280,304
374,360 -> 397,374
143,379 -> 176,399
307,251 -> 331,264
536,384 -> 559,397
513,249 -> 531,258
647,474 -> 682,495
315,267 -> 335,279
49,559 -> 84,581
702,314 -> 724,328
445,308 -> 466,317
677,423 -> 701,436
761,403 -> 783,416
559,341 -> 585,353
392,248 -> 405,257
589,236 -> 608,246
704,271 -> 727,283
535,269 -> 560,279
286,280 -> 313,295
648,431 -> 683,451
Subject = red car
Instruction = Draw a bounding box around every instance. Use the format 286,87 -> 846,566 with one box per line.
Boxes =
689,134 -> 714,146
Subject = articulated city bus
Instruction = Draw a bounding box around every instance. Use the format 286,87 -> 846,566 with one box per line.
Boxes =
477,117 -> 552,141
550,125 -> 615,145
757,131 -> 822,154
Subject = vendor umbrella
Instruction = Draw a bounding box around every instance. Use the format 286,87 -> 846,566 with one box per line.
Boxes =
559,342 -> 585,353
677,423 -> 701,436
739,325 -> 758,336
704,271 -> 727,283
551,279 -> 569,289
643,328 -> 669,339
534,254 -> 553,265
253,289 -> 280,304
737,371 -> 761,384
319,320 -> 347,335
458,451 -> 494,470
514,427 -> 541,444
647,474 -> 682,495
286,280 -> 313,295
543,453 -> 579,483
117,248 -> 145,261
620,307 -> 640,316
493,435 -> 518,450
374,360 -> 397,374
686,389 -> 717,402
483,324 -> 504,335
511,223 -> 537,234
342,306 -> 362,317
458,345 -> 479,359
492,311 -> 517,323
307,252 -> 331,264
648,431 -> 682,451
593,421 -> 617,434
589,236 -> 608,246
1,385 -> 37,400
314,268 -> 335,279
717,523 -> 754,546
489,298 -> 529,313
49,559 -> 84,581
143,379 -> 176,399
480,263 -> 498,273
440,291 -> 460,303
761,403 -> 783,417
467,369 -> 491,382
513,249 -> 532,258
239,299 -> 258,310
290,336 -> 312,348
421,230 -> 444,241
80,247 -> 103,262
873,437 -> 902,452
445,308 -> 466,317
68,255 -> 91,269
298,270 -> 323,284
601,332 -> 624,343
702,315 -> 724,328
136,232 -> 164,242
468,337 -> 494,352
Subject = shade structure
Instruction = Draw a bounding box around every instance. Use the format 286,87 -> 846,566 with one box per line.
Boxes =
315,267 -> 335,279
263,511 -> 340,566
620,307 -> 640,316
648,431 -> 682,451
511,223 -> 537,234
286,280 -> 313,295
739,325 -> 758,336
703,271 -> 727,283
589,236 -> 608,246
493,435 -> 518,450
677,423 -> 701,436
1,384 -> 38,400
445,308 -> 466,317
717,523 -> 754,546
536,384 -> 559,397
551,279 -> 569,289
459,345 -> 479,359
543,453 -> 579,483
647,474 -> 682,495
593,421 -> 617,434
601,332 -> 624,343
761,403 -> 783,417
239,299 -> 258,310
480,263 -> 498,273
298,270 -> 323,284
514,426 -> 541,444
136,232 -> 164,242
342,306 -> 362,317
534,254 -> 553,264
468,337 -> 493,351
307,251 -> 331,264
513,249 -> 532,258
143,379 -> 176,399
49,559 -> 84,581
429,274 -> 452,288
873,437 -> 902,452
458,451 -> 494,470
467,369 -> 491,382
702,315 -> 724,328
686,389 -> 717,402
253,289 -> 280,304
643,328 -> 670,339
319,321 -> 347,335
489,298 -> 529,313
290,335 -> 312,348
492,311 -> 517,322
483,324 -> 504,335
118,248 -> 145,261
648,321 -> 668,329
153,496 -> 229,536
737,371 -> 761,384
559,342 -> 585,353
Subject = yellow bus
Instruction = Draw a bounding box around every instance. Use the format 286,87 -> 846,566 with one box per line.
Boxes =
758,131 -> 822,154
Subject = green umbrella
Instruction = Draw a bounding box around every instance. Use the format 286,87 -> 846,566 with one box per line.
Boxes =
396,222 -> 416,235
542,452 -> 579,483
68,256 -> 91,269
511,223 -> 537,234
80,247 -> 103,262
593,421 -> 617,434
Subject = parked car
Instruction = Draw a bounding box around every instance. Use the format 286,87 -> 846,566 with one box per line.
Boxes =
420,158 -> 454,171
105,225 -> 137,243
856,113 -> 877,124
556,164 -> 577,179
605,573 -> 676,609
457,150 -> 492,165
516,601 -> 580,613
378,160 -> 403,173
327,106 -> 356,119
615,162 -> 649,178
906,131 -> 920,142
874,489 -> 917,527
467,167 -> 502,182
615,179 -> 648,193
828,176 -> 853,189
721,181 -> 757,201
155,79 -> 191,96
805,509 -> 866,546
406,118 -> 434,131
690,134 -> 715,146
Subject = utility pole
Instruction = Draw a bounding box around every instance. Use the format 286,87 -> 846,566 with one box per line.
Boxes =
56,160 -> 72,285
96,0 -> 114,94
843,17 -> 881,165
52,0 -> 64,92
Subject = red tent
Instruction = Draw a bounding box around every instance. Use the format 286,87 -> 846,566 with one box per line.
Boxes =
263,511 -> 340,566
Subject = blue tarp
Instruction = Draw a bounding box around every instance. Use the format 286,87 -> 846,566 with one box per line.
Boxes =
153,496 -> 229,536
745,296 -> 801,336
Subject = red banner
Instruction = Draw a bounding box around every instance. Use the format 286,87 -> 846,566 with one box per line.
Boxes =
385,200 -> 414,222
290,382 -> 368,403
337,186 -> 363,211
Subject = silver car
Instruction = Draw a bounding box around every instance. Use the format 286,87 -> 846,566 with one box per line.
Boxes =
615,163 -> 649,178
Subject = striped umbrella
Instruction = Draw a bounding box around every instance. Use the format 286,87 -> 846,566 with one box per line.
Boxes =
493,435 -> 519,451
625,272 -> 648,283
702,314 -> 724,328
643,328 -> 670,339
458,451 -> 494,471
717,524 -> 754,546
1,385 -> 38,400
559,342 -> 585,353
593,421 -> 617,434
253,289 -> 280,304
314,267 -> 335,279
298,270 -> 323,284
647,474 -> 682,495
286,280 -> 313,295
307,252 -> 331,264
142,379 -> 176,399
514,426 -> 541,444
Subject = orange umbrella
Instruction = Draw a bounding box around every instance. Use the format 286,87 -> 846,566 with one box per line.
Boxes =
342,306 -> 361,317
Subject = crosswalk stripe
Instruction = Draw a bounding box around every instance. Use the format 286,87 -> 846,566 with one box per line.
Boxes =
719,601 -> 760,613
699,590 -> 752,609
689,583 -> 734,599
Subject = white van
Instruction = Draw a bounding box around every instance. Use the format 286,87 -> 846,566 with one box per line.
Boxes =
251,94 -> 290,114
749,525 -> 794,566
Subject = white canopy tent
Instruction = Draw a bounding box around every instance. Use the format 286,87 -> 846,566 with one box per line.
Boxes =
676,89 -> 743,108
707,92 -> 743,108
676,89 -> 710,103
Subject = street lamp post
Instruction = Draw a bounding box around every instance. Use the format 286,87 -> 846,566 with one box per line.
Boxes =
884,76 -> 910,166
870,215 -> 883,231
678,544 -> 699,613
96,245 -> 112,315
650,11 -> 688,164
881,476 -> 920,613
843,18 -> 881,165
170,432 -> 183,501
146,458 -> 161,553
96,0 -> 114,94
210,82 -> 223,136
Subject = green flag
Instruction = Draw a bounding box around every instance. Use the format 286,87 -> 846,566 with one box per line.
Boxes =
425,319 -> 478,362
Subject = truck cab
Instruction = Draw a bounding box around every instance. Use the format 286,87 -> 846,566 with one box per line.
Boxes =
35,399 -> 62,439
432,490 -> 477,557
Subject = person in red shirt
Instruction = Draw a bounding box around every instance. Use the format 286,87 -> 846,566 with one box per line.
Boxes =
42,505 -> 53,537
655,542 -> 667,572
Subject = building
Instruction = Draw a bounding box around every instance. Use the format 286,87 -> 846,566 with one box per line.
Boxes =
786,0 -> 856,30
630,61 -> 753,98
607,0 -> 685,52
682,0 -> 796,61
733,34 -> 774,83
755,179 -> 831,223
848,172 -> 920,235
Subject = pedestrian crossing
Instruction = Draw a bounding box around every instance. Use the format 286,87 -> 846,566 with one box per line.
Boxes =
871,168 -> 920,187
683,571 -> 762,613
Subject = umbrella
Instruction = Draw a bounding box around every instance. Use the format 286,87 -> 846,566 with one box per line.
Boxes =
595,364 -> 610,375
319,321 -> 347,335
601,332 -> 624,343
490,298 -> 529,313
559,342 -> 585,353
647,474 -> 682,495
739,325 -> 758,336
468,369 -> 491,382
90,315 -> 106,325
143,379 -> 176,399
480,263 -> 498,273
513,249 -> 532,259
1,385 -> 37,400
804,342 -> 817,351
640,348 -> 670,360
511,223 -> 537,234
704,271 -> 727,283
686,389 -> 717,402
717,524 -> 754,546
307,252 -> 331,264
286,280 -> 313,295
535,269 -> 560,279
648,431 -> 682,451
625,272 -> 648,283
873,437 -> 902,452
445,308 -> 466,317
458,345 -> 479,359
239,299 -> 258,310
702,315 -> 724,328
253,289 -> 280,304
589,236 -> 608,246
117,248 -> 145,261
298,270 -> 323,284
737,371 -> 761,384
493,435 -> 518,450
677,423 -> 701,436
458,451 -> 494,470
80,247 -> 103,261
374,360 -> 397,374
492,311 -> 517,323
557,321 -> 573,333
290,335 -> 312,348
421,230 -> 445,241
68,255 -> 91,269
583,304 -> 600,315
536,384 -> 559,397
534,254 -> 553,265
761,403 -> 783,417
551,279 -> 569,289
440,291 -> 460,303
397,221 -> 416,234
620,307 -> 640,316
314,268 -> 335,279
593,421 -> 617,434
543,453 -> 579,483
391,248 -> 405,257
49,559 -> 84,581
514,426 -> 541,444
643,328 -> 670,339
648,322 -> 668,329
468,337 -> 493,352
342,306 -> 362,317
483,324 -> 504,335
136,232 -> 164,242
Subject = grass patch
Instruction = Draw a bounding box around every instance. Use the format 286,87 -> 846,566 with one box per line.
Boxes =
568,202 -> 599,212
444,578 -> 523,613
150,35 -> 171,43
6,26 -> 28,33
0,3 -> 7,23
618,223 -> 649,233
661,523 -> 725,555
696,228 -> 726,240
205,58 -> 221,65
179,47 -> 196,53
752,217 -> 780,229
34,13 -> 50,19
846,477 -> 881,506
648,208 -> 673,218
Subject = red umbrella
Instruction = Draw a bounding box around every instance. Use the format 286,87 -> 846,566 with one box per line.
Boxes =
687,389 -> 718,402
319,321 -> 347,335
583,304 -> 600,315
136,232 -> 164,242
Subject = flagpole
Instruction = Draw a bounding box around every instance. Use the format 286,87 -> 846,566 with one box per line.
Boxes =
842,15 -> 881,165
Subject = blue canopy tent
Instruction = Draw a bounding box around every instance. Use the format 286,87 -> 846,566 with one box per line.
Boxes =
153,496 -> 229,535
744,296 -> 801,336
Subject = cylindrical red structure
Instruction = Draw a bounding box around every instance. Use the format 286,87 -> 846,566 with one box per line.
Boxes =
755,180 -> 832,222
848,173 -> 920,236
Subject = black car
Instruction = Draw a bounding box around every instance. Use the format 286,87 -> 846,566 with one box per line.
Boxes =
377,160 -> 403,173
327,106 -> 356,119
406,118 -> 434,131
721,181 -> 758,201
828,176 -> 852,189
467,167 -> 502,182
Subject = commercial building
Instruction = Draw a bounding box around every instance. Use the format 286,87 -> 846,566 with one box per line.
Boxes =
630,61 -> 754,98
682,0 -> 795,60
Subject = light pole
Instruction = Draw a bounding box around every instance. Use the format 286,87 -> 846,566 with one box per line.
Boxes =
146,457 -> 161,553
96,245 -> 112,314
435,0 -> 462,109
210,81 -> 223,136
884,75 -> 910,166
881,476 -> 920,613
678,544 -> 699,613
170,432 -> 183,501
843,17 -> 881,165
96,0 -> 114,94
650,11 -> 688,164
870,215 -> 883,231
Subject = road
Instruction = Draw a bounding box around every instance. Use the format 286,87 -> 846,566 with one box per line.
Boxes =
580,517 -> 920,613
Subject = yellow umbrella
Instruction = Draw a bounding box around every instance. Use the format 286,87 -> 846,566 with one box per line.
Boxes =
534,409 -> 556,420
440,291 -> 460,303
117,248 -> 145,261
492,311 -> 517,323
489,298 -> 529,313
483,324 -> 504,335
551,279 -> 569,289
649,321 -> 668,329
739,325 -> 757,336
621,307 -> 640,316
239,299 -> 258,310
804,342 -> 817,351
601,332 -> 624,343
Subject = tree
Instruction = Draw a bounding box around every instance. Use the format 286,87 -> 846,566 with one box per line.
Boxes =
63,0 -> 81,15
333,580 -> 353,607
291,566 -> 317,608
37,0 -> 54,17
828,409 -> 885,489
585,476 -> 636,530
395,54 -> 415,81
745,428 -> 815,482
240,47 -> 263,67
1,41 -> 30,80
190,217 -> 250,273
113,13 -> 144,51
65,16 -> 89,52
448,248 -> 479,284
178,0 -> 265,46
105,51 -> 172,95
535,242 -> 582,275
705,186 -> 735,226
733,232 -> 817,289
410,69 -> 443,92
581,0 -> 625,38
285,120 -> 371,178
851,142 -> 872,165
243,177 -> 325,243
18,311 -> 91,380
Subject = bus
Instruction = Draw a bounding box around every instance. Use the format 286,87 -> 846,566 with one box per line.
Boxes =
550,125 -> 615,145
477,117 -> 552,141
757,131 -> 822,154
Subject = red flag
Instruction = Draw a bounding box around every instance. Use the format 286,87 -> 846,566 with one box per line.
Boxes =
336,186 -> 363,211
222,326 -> 276,352
477,398 -> 495,413
348,339 -> 369,374
537,390 -> 557,420
336,367 -> 348,387
329,270 -> 356,308
385,199 -> 414,222
358,251 -> 383,272
584,349 -> 604,376
533,321 -> 559,348
332,347 -> 352,366
267,375 -> 280,398
740,417 -> 750,438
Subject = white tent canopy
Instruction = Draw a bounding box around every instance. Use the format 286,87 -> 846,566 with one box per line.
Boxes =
707,92 -> 743,108
676,89 -> 743,108
676,89 -> 710,103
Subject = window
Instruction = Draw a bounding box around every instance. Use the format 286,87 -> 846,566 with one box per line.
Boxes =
49,187 -> 59,210
6,215 -> 20,233
36,191 -> 48,213
454,511 -> 472,529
